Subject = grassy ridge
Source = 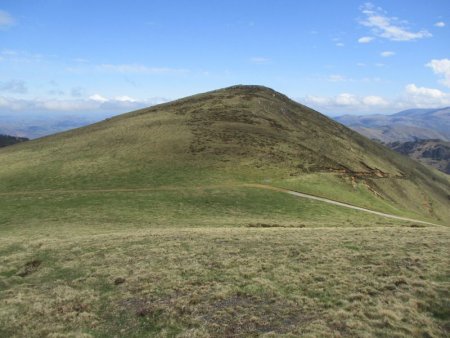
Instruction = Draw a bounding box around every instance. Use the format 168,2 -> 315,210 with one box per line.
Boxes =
0,85 -> 449,223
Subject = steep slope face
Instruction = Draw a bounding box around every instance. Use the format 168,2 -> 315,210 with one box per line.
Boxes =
335,107 -> 450,142
387,139 -> 450,174
0,85 -> 449,223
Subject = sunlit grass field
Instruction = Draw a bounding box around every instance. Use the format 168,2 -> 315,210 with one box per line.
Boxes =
0,186 -> 449,337
1,221 -> 449,337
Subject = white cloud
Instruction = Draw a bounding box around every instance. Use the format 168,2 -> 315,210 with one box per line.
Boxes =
426,59 -> 450,87
0,95 -> 170,115
327,74 -> 347,82
403,83 -> 450,107
358,36 -> 374,43
36,99 -> 96,112
335,42 -> 345,47
405,83 -> 446,98
114,95 -> 136,102
89,94 -> 108,103
250,57 -> 270,64
335,93 -> 359,106
300,84 -> 450,114
434,21 -> 445,27
380,51 -> 395,57
0,96 -> 26,111
362,95 -> 388,106
303,93 -> 388,112
359,3 -> 431,41
0,10 -> 15,28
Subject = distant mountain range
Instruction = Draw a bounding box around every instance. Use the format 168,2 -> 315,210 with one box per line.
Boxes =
335,107 -> 450,142
0,114 -> 109,139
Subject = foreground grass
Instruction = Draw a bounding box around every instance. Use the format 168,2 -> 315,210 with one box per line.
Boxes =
1,226 -> 449,337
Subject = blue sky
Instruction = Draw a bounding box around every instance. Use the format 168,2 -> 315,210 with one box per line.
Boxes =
0,0 -> 449,117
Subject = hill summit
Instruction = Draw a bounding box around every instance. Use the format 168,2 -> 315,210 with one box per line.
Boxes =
0,85 -> 449,223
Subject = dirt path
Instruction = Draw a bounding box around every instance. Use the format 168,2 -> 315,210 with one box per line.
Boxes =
242,184 -> 440,226
0,183 -> 440,226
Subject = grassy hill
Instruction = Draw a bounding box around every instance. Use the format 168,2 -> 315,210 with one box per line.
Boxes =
1,85 -> 449,224
0,85 -> 449,337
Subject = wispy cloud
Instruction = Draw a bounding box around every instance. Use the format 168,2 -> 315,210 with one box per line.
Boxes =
0,10 -> 15,28
359,3 -> 431,41
0,80 -> 27,94
380,51 -> 395,57
70,87 -> 85,97
434,21 -> 445,28
249,57 -> 270,64
302,93 -> 389,113
426,59 -> 450,87
332,37 -> 345,47
357,36 -> 374,43
327,74 -> 347,82
0,49 -> 45,63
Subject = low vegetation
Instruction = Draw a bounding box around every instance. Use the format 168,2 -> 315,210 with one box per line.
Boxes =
1,224 -> 449,337
0,86 -> 449,336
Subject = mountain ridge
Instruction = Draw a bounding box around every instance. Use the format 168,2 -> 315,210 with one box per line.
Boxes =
335,107 -> 450,142
387,139 -> 450,174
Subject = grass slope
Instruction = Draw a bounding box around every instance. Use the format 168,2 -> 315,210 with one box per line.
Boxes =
0,85 -> 449,337
0,85 -> 449,223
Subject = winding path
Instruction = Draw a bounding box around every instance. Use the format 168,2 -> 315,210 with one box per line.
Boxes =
245,184 -> 439,226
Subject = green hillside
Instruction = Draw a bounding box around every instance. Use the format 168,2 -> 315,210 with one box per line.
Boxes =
1,85 -> 449,224
1,86 -> 449,337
